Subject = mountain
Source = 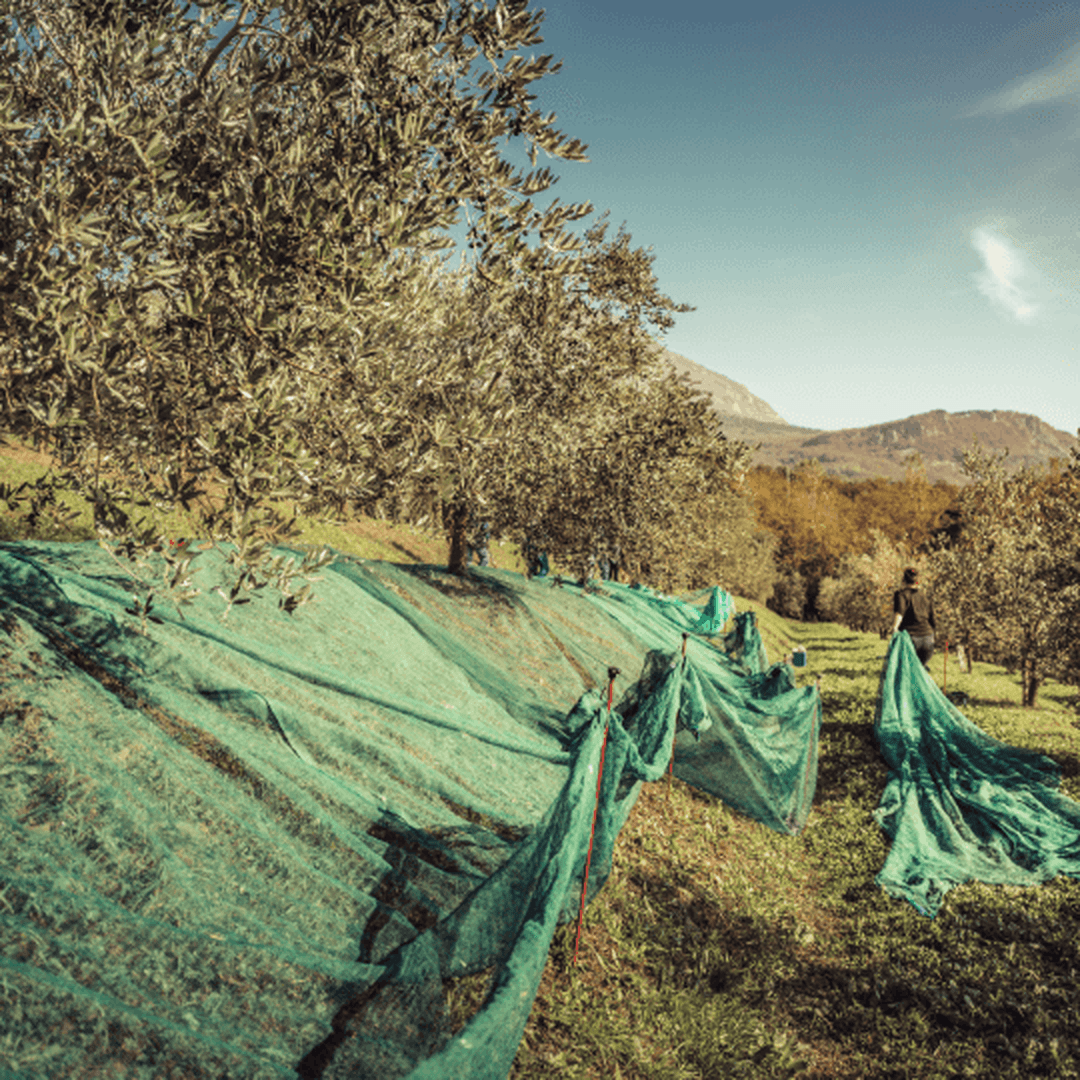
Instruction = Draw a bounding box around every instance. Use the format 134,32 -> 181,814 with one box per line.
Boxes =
660,347 -> 789,427
659,349 -> 1078,484
748,410 -> 1078,484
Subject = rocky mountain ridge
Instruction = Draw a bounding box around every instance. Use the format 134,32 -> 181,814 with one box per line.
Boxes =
660,347 -> 788,427
662,348 -> 1077,484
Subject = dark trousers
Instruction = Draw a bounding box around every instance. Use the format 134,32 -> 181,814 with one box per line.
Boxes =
910,634 -> 935,668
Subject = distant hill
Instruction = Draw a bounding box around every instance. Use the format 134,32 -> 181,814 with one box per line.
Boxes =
747,409 -> 1078,484
659,349 -> 1078,483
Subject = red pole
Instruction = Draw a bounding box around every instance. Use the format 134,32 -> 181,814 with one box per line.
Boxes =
668,633 -> 688,797
667,724 -> 676,796
573,666 -> 619,966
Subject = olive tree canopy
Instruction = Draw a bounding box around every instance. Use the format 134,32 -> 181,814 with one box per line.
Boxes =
931,446 -> 1080,707
2,0 -> 757,601
0,0 -> 590,582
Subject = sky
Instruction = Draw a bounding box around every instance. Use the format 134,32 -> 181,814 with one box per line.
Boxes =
500,0 -> 1080,433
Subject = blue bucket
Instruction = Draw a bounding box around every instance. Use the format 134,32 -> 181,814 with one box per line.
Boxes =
791,647 -> 807,668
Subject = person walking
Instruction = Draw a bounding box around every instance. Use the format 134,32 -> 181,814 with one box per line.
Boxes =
890,567 -> 936,668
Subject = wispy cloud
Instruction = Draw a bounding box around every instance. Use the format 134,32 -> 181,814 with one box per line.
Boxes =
971,227 -> 1039,322
965,40 -> 1080,117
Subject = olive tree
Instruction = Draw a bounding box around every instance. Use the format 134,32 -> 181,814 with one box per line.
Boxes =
0,0 -> 590,597
461,221 -> 758,586
931,446 -> 1080,707
362,216 -> 734,580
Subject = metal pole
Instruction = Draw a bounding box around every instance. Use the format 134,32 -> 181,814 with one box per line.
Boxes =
669,633 -> 688,797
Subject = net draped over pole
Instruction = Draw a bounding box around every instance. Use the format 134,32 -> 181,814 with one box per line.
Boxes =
0,541 -> 820,1078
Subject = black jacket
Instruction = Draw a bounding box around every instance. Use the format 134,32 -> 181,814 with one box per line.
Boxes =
894,587 -> 935,637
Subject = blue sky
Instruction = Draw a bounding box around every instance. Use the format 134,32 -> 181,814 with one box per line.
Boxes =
506,0 -> 1080,432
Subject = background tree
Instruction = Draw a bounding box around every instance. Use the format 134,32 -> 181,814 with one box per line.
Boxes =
675,482 -> 778,603
769,568 -> 809,621
817,531 -> 917,635
750,462 -> 958,619
749,460 -> 852,616
931,446 -> 1080,707
383,217 -> 765,585
1054,449 -> 1080,698
340,217 -> 725,577
546,364 -> 752,591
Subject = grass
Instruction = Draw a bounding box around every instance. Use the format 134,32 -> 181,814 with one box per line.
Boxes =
515,618 -> 1080,1079
6,443 -> 1080,1077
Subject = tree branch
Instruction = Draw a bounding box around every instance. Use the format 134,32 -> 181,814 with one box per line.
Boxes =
178,3 -> 253,110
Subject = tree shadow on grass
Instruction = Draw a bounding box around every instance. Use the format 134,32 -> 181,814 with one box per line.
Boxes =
818,685 -> 877,720
389,539 -> 431,562
816,666 -> 882,682
796,634 -> 869,650
1042,747 -> 1080,783
398,562 -> 522,608
619,859 -> 805,991
628,857 -> 1040,1076
815,720 -> 883,802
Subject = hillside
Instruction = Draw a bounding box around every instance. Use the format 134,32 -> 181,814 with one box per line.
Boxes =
0,539 -> 818,1078
660,351 -> 1078,482
5,436 -> 1080,1076
6,533 -> 1080,1077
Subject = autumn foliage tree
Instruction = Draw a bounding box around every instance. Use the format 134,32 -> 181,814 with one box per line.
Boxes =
817,531 -> 920,635
750,458 -> 958,618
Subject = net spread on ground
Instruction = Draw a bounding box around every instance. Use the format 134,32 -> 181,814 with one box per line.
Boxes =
0,543 -> 820,1078
874,631 -> 1080,918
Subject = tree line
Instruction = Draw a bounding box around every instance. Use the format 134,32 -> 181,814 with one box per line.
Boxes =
930,448 -> 1080,707
0,0 -> 763,606
748,457 -> 959,620
755,451 -> 1080,706
6,0 -> 1073,697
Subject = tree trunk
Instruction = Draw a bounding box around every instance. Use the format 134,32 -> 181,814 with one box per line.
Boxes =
956,642 -> 970,673
446,502 -> 470,577
1022,659 -> 1040,708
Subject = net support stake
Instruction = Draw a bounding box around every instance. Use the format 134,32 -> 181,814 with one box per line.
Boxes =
573,665 -> 619,967
667,723 -> 676,797
944,638 -> 949,694
669,633 -> 688,798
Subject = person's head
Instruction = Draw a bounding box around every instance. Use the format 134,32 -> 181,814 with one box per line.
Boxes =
902,567 -> 919,587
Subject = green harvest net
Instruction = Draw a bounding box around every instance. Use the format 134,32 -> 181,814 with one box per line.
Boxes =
691,586 -> 736,636
874,631 -> 1080,918
0,541 -> 820,1078
722,611 -> 769,676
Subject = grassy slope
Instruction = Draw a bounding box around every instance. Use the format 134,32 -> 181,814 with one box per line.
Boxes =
0,442 -> 524,570
6,446 -> 1080,1078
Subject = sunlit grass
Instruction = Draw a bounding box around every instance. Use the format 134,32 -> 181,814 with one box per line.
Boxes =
0,444 -> 515,569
